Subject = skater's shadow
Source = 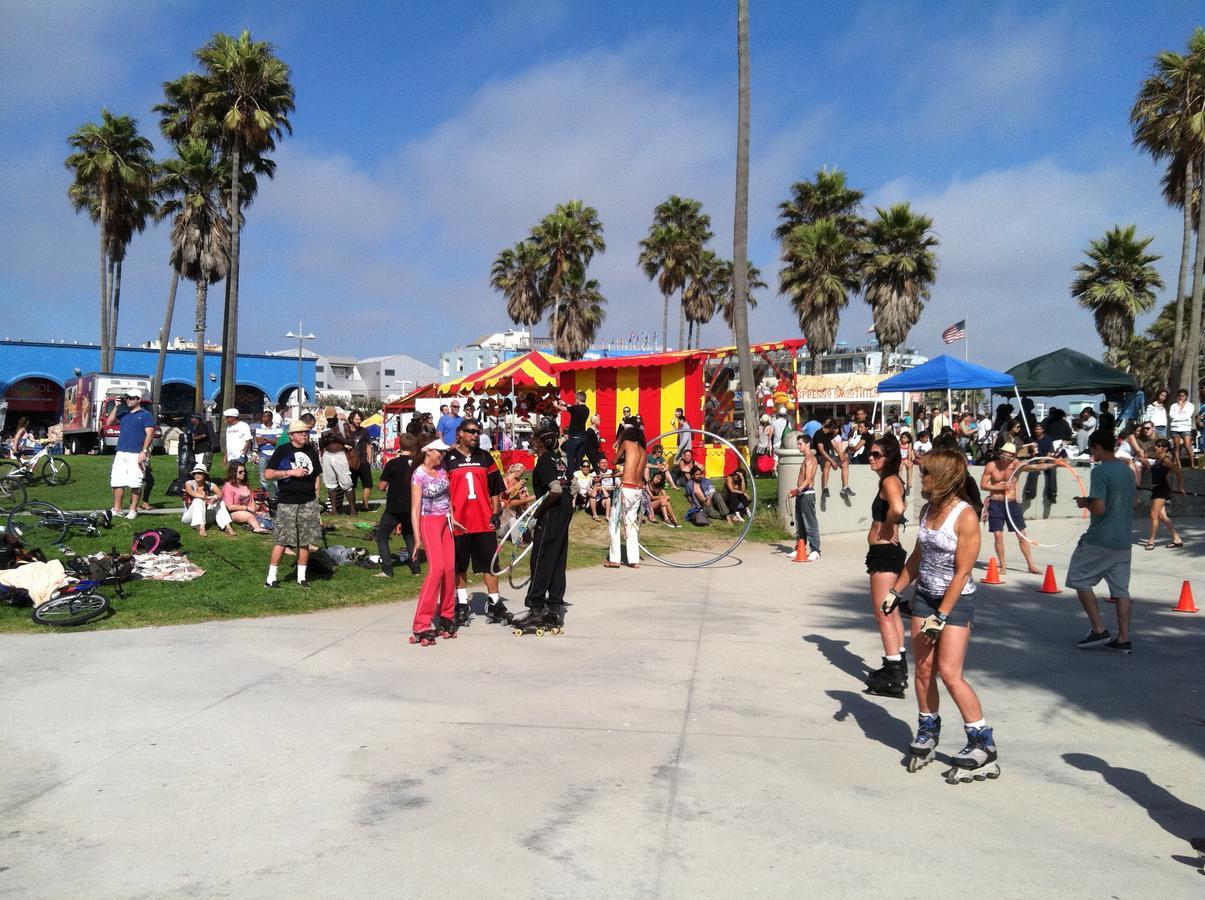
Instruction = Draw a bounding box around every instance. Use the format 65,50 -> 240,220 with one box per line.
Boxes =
1063,753 -> 1205,854
803,634 -> 866,682
827,690 -> 911,760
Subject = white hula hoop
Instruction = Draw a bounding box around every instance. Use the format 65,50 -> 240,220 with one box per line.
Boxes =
1003,455 -> 1089,548
490,491 -> 549,577
639,427 -> 757,568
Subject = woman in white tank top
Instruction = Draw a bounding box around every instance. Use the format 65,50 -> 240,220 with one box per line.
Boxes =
881,449 -> 1001,780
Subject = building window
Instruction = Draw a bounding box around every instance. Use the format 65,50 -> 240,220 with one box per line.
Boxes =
457,359 -> 464,372
315,365 -> 324,372
384,369 -> 395,376
442,360 -> 449,376
315,380 -> 325,388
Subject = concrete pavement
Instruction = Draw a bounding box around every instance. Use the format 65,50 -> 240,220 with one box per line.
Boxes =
2,518 -> 1203,898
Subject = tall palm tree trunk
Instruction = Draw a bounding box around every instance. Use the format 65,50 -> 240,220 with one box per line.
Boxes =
661,293 -> 670,352
732,0 -> 758,454
153,270 -> 180,410
194,280 -> 208,415
1179,181 -> 1205,391
98,195 -> 109,372
678,303 -> 686,350
109,259 -> 123,367
221,142 -> 242,412
879,341 -> 894,374
1169,156 -> 1195,390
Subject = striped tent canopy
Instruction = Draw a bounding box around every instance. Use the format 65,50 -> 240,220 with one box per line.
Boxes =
383,381 -> 438,413
440,350 -> 563,395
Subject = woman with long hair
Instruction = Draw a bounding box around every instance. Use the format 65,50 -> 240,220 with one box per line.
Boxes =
1145,438 -> 1184,550
884,449 -> 998,782
182,464 -> 232,537
221,462 -> 272,534
346,410 -> 375,511
863,434 -> 910,698
1145,387 -> 1169,438
1168,388 -> 1195,467
409,438 -> 456,646
898,431 -> 915,494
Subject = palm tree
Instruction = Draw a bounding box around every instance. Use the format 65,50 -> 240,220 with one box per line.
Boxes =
553,268 -> 607,360
775,167 -> 865,242
195,30 -> 295,412
65,110 -> 156,371
863,203 -> 939,372
490,240 -> 548,326
531,200 -> 605,339
682,250 -> 720,349
719,260 -> 765,330
1071,224 -> 1164,362
732,0 -> 757,453
639,196 -> 712,350
157,138 -> 233,413
1130,30 -> 1205,389
780,219 -> 864,363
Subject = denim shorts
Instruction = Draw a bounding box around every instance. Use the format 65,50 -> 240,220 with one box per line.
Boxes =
901,588 -> 975,627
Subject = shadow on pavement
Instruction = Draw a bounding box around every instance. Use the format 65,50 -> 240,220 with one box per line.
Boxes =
1063,752 -> 1205,854
802,634 -> 867,682
827,689 -> 911,760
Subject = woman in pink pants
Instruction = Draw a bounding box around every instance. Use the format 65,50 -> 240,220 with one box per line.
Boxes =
409,438 -> 456,645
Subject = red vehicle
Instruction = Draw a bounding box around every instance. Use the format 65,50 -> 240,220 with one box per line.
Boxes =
62,373 -> 163,454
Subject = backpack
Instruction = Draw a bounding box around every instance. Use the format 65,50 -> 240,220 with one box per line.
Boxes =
686,508 -> 711,527
86,552 -> 136,584
132,527 -> 182,554
304,548 -> 337,579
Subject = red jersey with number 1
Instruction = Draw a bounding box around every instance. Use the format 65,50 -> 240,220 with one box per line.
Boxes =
444,447 -> 504,534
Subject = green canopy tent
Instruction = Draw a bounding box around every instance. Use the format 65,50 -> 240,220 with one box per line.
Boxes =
1006,348 -> 1137,396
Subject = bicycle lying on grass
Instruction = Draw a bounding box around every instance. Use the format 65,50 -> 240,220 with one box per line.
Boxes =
0,444 -> 72,487
5,500 -> 112,550
0,476 -> 26,515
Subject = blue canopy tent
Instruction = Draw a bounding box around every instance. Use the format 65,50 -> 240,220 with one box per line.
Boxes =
877,354 -> 1023,432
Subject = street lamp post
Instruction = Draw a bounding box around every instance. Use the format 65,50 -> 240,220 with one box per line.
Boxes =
285,322 -> 316,418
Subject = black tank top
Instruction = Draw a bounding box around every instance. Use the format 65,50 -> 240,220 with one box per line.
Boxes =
1151,461 -> 1169,491
872,492 -> 888,522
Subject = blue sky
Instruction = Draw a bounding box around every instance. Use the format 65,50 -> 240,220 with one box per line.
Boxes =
1,1 -> 1201,369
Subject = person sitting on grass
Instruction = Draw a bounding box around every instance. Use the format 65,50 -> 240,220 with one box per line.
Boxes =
571,459 -> 593,511
182,463 -> 234,537
725,466 -> 751,521
646,470 -> 681,527
220,462 -> 272,534
672,448 -> 696,489
689,465 -> 734,523
586,465 -> 610,521
499,462 -> 534,535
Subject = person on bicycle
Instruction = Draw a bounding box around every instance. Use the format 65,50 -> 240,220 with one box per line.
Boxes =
108,391 -> 154,521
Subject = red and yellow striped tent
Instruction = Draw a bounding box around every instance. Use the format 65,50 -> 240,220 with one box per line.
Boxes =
439,350 -> 562,395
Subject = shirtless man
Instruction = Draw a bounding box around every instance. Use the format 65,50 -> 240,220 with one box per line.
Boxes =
787,432 -> 821,560
980,442 -> 1040,575
605,421 -> 648,569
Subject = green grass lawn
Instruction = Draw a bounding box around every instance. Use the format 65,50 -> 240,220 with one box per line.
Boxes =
0,454 -> 784,633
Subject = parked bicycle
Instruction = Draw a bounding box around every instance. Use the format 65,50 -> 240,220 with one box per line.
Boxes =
0,443 -> 72,486
5,500 -> 112,549
0,476 -> 26,515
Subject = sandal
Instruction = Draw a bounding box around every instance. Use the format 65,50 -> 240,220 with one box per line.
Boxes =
1165,541 -> 1183,549
1144,541 -> 1155,551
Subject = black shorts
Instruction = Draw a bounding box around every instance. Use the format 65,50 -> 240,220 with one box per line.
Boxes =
350,463 -> 374,490
455,530 -> 498,574
865,542 -> 907,575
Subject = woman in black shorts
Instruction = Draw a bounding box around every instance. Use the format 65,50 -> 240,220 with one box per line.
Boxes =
863,433 -> 910,697
347,411 -> 375,511
1145,438 -> 1183,550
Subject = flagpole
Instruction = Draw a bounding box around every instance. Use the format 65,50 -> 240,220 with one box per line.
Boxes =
964,315 -> 969,414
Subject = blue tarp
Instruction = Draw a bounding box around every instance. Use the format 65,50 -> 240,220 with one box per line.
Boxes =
877,354 -> 1016,392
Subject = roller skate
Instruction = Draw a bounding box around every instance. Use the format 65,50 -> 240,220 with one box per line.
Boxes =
436,616 -> 458,640
408,629 -> 438,647
542,606 -> 565,636
455,603 -> 473,628
486,599 -> 514,625
512,606 -> 550,637
942,725 -> 1000,783
907,713 -> 940,773
863,656 -> 907,699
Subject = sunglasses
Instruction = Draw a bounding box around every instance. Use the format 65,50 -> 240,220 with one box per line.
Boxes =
920,467 -> 931,476
868,451 -> 883,459
462,429 -> 480,435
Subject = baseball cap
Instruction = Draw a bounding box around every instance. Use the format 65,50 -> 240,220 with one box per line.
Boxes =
423,438 -> 451,453
223,407 -> 240,417
288,419 -> 311,434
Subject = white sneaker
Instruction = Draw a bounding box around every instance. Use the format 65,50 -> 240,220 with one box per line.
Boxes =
807,550 -> 821,561
126,510 -> 138,520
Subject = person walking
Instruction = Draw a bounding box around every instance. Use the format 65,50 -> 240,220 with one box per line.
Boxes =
1168,388 -> 1195,467
409,438 -> 456,644
107,391 -> 155,520
376,433 -> 421,578
1145,388 -> 1169,438
605,422 -> 647,569
347,410 -> 375,511
223,408 -> 252,466
1068,429 -> 1137,654
980,443 -> 1041,576
513,422 -> 574,632
788,432 -> 821,561
263,419 -> 323,589
1144,438 -> 1184,551
863,434 -> 909,698
883,449 -> 997,781
436,400 -> 463,446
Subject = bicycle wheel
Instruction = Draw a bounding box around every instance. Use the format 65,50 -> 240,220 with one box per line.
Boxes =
7,500 -> 68,547
0,476 -> 27,516
32,591 -> 110,626
0,460 -> 18,480
38,456 -> 71,486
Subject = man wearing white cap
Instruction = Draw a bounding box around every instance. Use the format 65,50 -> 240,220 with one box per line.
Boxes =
263,419 -> 323,588
223,408 -> 252,467
107,389 -> 155,520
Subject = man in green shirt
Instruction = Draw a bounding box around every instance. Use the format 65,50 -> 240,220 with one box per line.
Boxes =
1067,430 -> 1136,654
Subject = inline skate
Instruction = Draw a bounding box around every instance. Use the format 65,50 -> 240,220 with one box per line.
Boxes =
942,725 -> 1000,783
907,713 -> 940,772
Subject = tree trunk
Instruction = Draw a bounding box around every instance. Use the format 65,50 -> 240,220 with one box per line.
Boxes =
153,269 -> 180,410
194,280 -> 208,415
109,259 -> 123,367
732,0 -> 758,455
222,142 -> 242,412
1169,155 -> 1194,391
1178,159 -> 1205,393
678,302 -> 686,350
98,194 -> 109,372
879,341 -> 893,374
661,292 -> 669,352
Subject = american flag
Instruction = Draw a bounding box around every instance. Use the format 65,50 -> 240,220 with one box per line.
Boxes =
941,320 -> 967,344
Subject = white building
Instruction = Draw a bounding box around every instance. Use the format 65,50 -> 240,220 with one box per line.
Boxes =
806,344 -> 928,375
265,349 -> 437,402
439,330 -> 550,378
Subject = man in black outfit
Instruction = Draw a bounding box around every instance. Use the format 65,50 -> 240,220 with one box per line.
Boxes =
514,423 -> 573,631
558,391 -> 591,471
375,434 -> 421,577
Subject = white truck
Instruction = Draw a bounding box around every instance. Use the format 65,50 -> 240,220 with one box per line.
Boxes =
62,373 -> 162,454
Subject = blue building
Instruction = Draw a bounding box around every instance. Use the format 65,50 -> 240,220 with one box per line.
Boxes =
0,339 -> 314,428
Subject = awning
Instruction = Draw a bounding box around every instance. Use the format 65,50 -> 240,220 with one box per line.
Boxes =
1005,348 -> 1137,396
384,382 -> 438,412
796,373 -> 889,403
554,338 -> 806,372
877,355 -> 1016,392
440,351 -> 562,395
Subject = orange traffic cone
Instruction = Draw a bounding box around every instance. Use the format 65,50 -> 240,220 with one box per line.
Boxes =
1038,565 -> 1062,594
1173,581 -> 1199,613
790,539 -> 808,562
982,557 -> 1004,584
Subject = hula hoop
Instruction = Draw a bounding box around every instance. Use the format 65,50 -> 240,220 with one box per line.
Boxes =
1003,456 -> 1089,548
490,492 -> 548,584
638,427 -> 757,568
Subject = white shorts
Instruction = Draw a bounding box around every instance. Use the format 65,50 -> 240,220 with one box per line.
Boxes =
110,451 -> 145,489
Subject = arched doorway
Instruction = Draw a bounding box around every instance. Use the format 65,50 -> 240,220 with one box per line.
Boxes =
160,383 -> 196,423
3,377 -> 63,435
